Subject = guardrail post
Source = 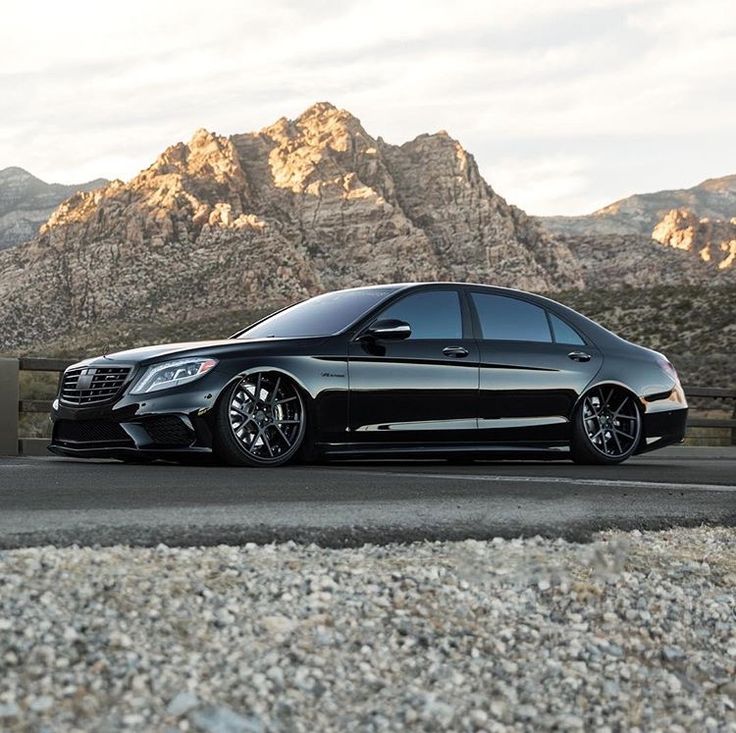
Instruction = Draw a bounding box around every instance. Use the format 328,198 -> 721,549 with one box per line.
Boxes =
0,357 -> 20,456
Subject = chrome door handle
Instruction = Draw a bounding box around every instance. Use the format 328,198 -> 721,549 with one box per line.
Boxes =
443,346 -> 469,358
568,351 -> 591,362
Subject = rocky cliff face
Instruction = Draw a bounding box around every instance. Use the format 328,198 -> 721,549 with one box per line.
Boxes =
0,167 -> 107,250
0,103 -> 582,351
652,208 -> 736,271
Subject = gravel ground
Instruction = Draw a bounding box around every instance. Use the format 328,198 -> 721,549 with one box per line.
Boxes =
1,528 -> 735,732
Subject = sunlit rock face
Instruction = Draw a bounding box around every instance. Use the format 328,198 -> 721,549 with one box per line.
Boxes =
652,208 -> 736,270
0,102 -> 582,351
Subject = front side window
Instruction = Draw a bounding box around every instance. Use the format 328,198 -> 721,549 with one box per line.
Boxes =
238,287 -> 400,339
471,293 -> 552,342
375,290 -> 462,339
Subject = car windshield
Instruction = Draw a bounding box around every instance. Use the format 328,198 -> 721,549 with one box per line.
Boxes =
237,287 -> 402,339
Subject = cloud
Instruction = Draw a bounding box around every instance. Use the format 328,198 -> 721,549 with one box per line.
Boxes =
487,155 -> 601,216
1,0 -> 734,213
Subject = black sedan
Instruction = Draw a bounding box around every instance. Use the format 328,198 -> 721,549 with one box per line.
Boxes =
49,282 -> 688,466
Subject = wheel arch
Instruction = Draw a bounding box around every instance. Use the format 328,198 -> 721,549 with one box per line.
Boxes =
212,365 -> 319,458
217,365 -> 312,402
570,379 -> 644,421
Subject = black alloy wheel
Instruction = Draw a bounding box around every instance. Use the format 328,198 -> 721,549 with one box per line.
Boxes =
572,385 -> 642,465
215,371 -> 306,466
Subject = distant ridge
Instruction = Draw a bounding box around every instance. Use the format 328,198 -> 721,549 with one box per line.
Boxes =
540,173 -> 736,236
539,174 -> 736,280
0,167 -> 107,250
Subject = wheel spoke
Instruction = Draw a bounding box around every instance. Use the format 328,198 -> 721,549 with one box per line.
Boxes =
255,372 -> 263,404
261,429 -> 274,456
602,388 -> 614,411
273,423 -> 291,447
611,430 -> 623,454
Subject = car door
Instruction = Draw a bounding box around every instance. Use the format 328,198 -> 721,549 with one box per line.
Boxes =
468,290 -> 602,444
347,287 -> 479,443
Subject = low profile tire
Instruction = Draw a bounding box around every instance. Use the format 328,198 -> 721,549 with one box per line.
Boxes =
214,371 -> 306,467
571,385 -> 642,465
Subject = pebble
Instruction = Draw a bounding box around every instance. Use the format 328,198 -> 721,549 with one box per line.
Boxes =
0,526 -> 734,731
0,702 -> 20,719
167,691 -> 200,717
190,705 -> 264,733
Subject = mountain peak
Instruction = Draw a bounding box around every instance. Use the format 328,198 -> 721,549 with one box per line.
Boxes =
294,101 -> 365,134
189,127 -> 220,146
297,100 -> 339,118
0,166 -> 41,184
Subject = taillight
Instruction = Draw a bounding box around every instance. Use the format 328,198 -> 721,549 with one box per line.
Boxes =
656,353 -> 680,383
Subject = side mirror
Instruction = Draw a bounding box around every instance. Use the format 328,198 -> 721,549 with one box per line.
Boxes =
364,319 -> 411,341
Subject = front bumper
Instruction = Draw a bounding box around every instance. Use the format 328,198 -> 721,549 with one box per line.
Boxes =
49,378 -> 220,459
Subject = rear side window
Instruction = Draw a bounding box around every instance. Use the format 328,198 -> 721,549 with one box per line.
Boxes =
471,293 -> 552,342
549,313 -> 585,345
376,290 -> 462,339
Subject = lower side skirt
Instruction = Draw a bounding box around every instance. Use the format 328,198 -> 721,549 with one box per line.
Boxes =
318,442 -> 571,461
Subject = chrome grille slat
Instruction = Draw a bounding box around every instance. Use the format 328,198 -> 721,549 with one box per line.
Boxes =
60,365 -> 132,406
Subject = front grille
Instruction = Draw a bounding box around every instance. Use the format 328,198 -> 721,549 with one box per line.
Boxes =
60,366 -> 132,406
54,420 -> 133,445
143,416 -> 193,446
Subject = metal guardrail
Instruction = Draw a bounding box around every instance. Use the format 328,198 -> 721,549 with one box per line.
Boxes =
680,388 -> 736,435
0,356 -> 734,456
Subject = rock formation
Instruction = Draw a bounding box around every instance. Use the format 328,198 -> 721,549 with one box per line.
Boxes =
652,208 -> 736,270
0,103 -> 582,351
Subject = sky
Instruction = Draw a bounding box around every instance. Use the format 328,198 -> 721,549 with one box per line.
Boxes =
2,0 -> 735,215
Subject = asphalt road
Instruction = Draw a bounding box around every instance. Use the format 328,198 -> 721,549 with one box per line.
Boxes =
0,446 -> 734,548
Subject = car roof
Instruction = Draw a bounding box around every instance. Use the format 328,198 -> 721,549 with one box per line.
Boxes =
344,281 -> 525,292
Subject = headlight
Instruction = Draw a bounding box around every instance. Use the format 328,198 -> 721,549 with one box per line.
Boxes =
130,357 -> 218,394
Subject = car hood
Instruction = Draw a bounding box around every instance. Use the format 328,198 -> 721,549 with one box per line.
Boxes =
74,337 -> 321,367
100,340 -> 241,363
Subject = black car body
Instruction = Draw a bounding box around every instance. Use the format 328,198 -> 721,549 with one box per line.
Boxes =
49,283 -> 688,465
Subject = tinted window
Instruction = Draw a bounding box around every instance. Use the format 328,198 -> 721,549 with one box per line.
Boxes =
549,313 -> 585,345
471,293 -> 552,342
240,287 -> 399,339
377,290 -> 462,339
